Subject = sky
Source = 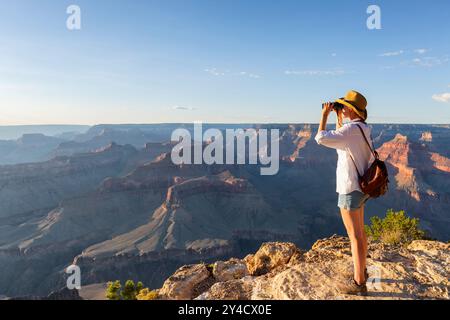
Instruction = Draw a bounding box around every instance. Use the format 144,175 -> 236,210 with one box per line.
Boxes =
0,0 -> 449,125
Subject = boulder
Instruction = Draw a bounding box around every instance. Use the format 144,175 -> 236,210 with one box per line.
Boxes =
212,258 -> 249,282
195,276 -> 255,300
159,264 -> 212,300
244,242 -> 299,276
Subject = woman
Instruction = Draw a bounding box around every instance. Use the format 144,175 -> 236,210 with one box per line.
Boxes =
315,90 -> 375,295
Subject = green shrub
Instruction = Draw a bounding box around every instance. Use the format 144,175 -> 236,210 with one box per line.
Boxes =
136,288 -> 159,300
121,280 -> 138,300
136,281 -> 144,294
106,280 -> 146,300
206,263 -> 214,273
106,280 -> 122,300
365,209 -> 426,245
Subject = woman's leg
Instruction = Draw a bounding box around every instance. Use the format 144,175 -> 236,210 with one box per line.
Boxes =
340,206 -> 367,285
360,204 -> 368,263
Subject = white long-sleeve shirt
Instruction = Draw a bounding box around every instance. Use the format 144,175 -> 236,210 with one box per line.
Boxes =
314,118 -> 376,194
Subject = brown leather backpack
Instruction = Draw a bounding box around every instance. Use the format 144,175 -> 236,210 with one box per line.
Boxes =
348,122 -> 390,198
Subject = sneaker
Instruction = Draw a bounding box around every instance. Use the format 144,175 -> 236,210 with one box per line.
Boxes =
337,278 -> 368,296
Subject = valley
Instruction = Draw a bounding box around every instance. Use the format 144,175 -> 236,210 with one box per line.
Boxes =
0,123 -> 449,297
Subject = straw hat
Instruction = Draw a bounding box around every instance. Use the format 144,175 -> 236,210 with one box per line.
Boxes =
335,90 -> 368,120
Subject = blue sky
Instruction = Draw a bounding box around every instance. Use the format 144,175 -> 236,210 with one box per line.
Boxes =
0,0 -> 449,125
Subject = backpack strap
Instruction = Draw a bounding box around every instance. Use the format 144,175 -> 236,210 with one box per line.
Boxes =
348,152 -> 361,177
354,124 -> 379,160
347,122 -> 379,178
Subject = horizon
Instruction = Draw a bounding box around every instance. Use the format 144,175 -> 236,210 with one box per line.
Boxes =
1,121 -> 450,127
1,121 -> 448,141
0,0 -> 450,125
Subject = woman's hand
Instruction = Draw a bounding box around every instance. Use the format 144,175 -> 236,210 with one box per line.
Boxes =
322,102 -> 334,117
319,102 -> 333,132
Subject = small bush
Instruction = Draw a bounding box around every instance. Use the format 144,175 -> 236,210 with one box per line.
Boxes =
365,209 -> 426,245
136,288 -> 159,300
105,280 -> 146,300
206,263 -> 214,273
121,280 -> 138,300
106,280 -> 121,300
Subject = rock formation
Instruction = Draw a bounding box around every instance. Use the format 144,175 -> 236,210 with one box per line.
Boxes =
9,287 -> 82,300
375,133 -> 450,237
0,133 -> 65,165
420,131 -> 433,142
154,236 -> 449,300
1,123 -> 449,298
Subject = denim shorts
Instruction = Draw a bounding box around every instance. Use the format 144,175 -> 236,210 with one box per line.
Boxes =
338,190 -> 370,210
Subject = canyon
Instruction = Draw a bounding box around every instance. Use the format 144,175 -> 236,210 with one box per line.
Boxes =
0,123 -> 449,297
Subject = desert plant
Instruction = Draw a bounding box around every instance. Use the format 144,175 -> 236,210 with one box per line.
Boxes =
206,263 -> 214,273
106,280 -> 145,300
136,281 -> 144,294
121,280 -> 138,300
136,288 -> 159,300
365,209 -> 426,245
106,280 -> 122,300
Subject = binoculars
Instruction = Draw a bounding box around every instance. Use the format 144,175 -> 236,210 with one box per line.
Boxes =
322,102 -> 345,112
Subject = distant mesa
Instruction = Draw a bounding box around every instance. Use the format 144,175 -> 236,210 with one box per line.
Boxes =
420,131 -> 433,142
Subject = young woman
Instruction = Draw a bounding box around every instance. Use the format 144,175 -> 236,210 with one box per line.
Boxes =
315,90 -> 375,295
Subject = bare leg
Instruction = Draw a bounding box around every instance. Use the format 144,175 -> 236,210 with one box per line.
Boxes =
360,205 -> 368,261
340,206 -> 367,285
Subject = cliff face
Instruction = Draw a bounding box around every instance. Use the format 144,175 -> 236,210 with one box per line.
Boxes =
154,236 -> 449,300
377,134 -> 423,201
278,124 -> 312,162
0,142 -> 137,222
375,133 -> 450,233
1,124 -> 449,298
71,169 -> 302,290
0,134 -> 65,165
50,127 -> 172,158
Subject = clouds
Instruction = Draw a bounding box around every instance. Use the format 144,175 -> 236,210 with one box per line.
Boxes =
238,71 -> 260,79
379,50 -> 404,57
431,82 -> 450,104
414,48 -> 428,55
432,93 -> 450,103
378,48 -> 449,69
206,67 -> 346,78
206,46 -> 445,82
172,105 -> 197,111
204,68 -> 260,79
284,69 -> 346,76
379,49 -> 430,57
407,56 -> 449,67
204,68 -> 226,76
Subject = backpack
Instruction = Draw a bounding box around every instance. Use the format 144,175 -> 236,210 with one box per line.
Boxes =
348,122 -> 390,198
